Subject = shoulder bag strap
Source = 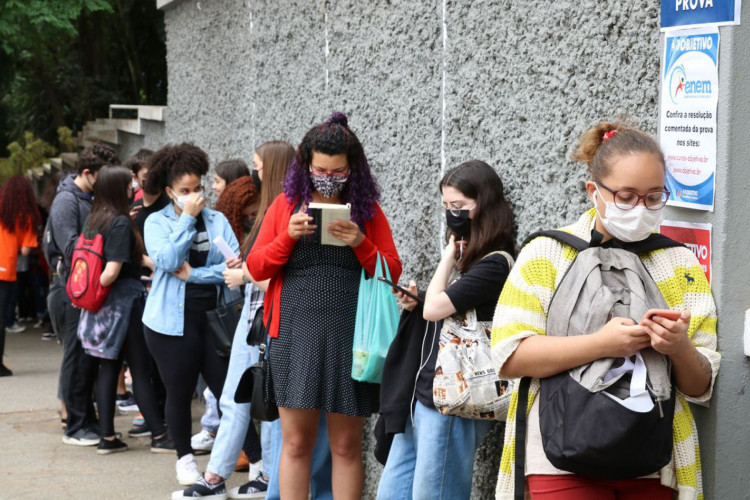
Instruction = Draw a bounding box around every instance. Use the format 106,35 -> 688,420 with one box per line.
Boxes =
514,376 -> 532,500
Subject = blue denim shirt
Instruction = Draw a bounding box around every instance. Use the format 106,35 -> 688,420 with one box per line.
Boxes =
142,203 -> 240,336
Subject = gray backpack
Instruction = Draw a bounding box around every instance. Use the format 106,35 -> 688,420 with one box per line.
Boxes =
514,231 -> 684,498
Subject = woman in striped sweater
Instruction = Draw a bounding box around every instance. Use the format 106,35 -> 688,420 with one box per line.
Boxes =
490,121 -> 720,500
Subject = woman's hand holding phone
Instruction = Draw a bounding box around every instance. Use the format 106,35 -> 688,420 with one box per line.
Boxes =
384,279 -> 420,312
641,309 -> 691,356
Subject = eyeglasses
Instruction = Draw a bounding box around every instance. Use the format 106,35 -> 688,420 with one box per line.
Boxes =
597,182 -> 670,211
310,167 -> 349,183
441,204 -> 476,217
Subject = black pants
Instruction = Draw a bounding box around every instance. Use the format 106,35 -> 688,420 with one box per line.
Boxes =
50,276 -> 98,436
243,423 -> 262,462
96,297 -> 167,438
145,299 -> 229,458
0,280 -> 13,364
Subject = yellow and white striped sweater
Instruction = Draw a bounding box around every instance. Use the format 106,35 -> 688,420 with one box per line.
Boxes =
490,209 -> 720,500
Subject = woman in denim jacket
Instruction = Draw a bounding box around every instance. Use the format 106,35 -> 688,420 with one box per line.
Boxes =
142,143 -> 242,486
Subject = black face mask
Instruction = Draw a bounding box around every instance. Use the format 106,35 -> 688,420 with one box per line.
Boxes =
242,218 -> 256,235
251,169 -> 262,192
445,209 -> 471,240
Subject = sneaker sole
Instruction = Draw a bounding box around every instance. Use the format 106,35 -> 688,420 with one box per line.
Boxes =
117,404 -> 139,412
128,431 -> 152,438
96,445 -> 128,455
151,446 -> 175,454
228,488 -> 265,499
172,491 -> 227,500
62,436 -> 100,446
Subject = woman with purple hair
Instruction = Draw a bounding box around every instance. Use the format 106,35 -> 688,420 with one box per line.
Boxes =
248,112 -> 401,500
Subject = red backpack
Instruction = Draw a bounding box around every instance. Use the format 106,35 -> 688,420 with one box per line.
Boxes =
66,232 -> 111,312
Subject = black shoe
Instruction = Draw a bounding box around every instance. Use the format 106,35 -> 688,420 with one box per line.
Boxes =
0,364 -> 12,377
171,477 -> 227,499
128,422 -> 151,437
96,437 -> 128,455
151,433 -> 176,454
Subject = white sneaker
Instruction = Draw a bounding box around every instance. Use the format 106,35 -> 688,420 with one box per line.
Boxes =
191,429 -> 215,453
176,453 -> 202,485
5,323 -> 25,334
247,460 -> 263,481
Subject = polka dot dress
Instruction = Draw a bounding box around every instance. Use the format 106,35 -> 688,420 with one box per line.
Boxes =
268,232 -> 380,417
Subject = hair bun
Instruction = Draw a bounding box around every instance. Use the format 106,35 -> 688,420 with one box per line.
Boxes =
327,111 -> 349,128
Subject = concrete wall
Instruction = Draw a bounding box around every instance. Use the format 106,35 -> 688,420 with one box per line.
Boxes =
158,0 -> 749,498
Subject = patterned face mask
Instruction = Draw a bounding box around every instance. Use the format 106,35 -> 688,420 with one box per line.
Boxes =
311,173 -> 349,199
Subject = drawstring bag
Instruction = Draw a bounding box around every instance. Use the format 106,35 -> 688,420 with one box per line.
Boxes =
351,253 -> 400,384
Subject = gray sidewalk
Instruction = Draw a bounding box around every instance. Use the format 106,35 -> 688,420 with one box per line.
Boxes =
0,324 -> 250,499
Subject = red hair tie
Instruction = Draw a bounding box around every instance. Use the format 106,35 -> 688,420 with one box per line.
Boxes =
602,130 -> 618,142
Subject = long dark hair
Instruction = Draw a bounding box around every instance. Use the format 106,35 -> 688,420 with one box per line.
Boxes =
249,140 -> 295,244
0,176 -> 41,233
440,160 -> 517,272
88,166 -> 144,262
283,112 -> 380,224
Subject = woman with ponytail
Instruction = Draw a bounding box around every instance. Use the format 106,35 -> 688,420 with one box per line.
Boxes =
491,121 -> 719,499
248,113 -> 401,500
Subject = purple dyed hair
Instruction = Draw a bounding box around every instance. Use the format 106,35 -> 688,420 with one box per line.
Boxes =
283,112 -> 381,224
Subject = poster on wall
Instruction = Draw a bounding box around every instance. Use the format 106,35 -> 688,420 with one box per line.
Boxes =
659,220 -> 712,282
660,27 -> 719,211
661,0 -> 742,30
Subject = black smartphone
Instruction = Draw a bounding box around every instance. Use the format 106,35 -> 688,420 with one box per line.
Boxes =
378,277 -> 423,303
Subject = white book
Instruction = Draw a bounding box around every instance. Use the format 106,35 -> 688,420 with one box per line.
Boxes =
307,202 -> 351,246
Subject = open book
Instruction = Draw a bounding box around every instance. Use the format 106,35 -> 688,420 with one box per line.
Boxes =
307,202 -> 351,246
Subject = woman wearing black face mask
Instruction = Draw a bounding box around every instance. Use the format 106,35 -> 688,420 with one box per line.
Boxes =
376,160 -> 516,500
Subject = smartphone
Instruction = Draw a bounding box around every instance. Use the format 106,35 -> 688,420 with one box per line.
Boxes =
642,309 -> 682,323
378,277 -> 424,303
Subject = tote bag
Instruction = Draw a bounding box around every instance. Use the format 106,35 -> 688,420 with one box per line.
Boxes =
351,253 -> 400,384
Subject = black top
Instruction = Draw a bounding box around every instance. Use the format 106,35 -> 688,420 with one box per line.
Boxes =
100,215 -> 142,282
415,253 -> 511,409
134,193 -> 170,246
185,213 -> 217,302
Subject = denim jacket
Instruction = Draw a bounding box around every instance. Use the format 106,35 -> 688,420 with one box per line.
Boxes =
142,203 -> 240,336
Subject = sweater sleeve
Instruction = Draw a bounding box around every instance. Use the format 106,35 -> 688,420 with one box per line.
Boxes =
247,194 -> 298,281
354,203 -> 402,283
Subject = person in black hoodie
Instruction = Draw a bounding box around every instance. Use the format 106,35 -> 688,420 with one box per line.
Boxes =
43,143 -> 119,446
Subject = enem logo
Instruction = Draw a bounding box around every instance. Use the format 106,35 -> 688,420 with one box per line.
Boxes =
668,64 -> 712,104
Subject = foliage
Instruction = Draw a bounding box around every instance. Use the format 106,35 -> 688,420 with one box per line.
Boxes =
0,132 -> 57,184
58,127 -> 76,153
0,0 -> 167,151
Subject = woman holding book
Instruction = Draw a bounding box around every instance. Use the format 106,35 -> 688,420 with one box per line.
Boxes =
247,112 -> 401,500
376,160 -> 516,500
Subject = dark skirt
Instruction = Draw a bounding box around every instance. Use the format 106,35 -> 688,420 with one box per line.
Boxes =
268,235 -> 379,417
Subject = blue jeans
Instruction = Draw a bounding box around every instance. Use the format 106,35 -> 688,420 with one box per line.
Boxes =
266,413 -> 333,500
201,388 -> 220,435
206,288 -> 261,479
376,401 -> 492,500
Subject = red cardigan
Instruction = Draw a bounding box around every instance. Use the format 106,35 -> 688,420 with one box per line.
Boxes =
247,194 -> 402,338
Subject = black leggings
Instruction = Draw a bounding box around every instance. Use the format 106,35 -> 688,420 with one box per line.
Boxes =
0,280 -> 12,363
97,298 -> 167,438
145,300 -> 229,458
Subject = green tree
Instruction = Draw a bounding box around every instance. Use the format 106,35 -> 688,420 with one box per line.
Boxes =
0,131 -> 56,183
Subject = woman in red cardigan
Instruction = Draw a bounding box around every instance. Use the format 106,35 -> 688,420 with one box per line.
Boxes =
247,112 -> 401,500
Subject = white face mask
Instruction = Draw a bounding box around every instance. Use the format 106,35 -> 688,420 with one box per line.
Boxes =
173,193 -> 191,210
593,186 -> 663,243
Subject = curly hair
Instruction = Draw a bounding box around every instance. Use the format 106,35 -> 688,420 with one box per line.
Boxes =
572,120 -> 664,181
0,175 -> 41,233
283,112 -> 380,224
215,176 -> 258,246
78,142 -> 120,174
146,143 -> 210,192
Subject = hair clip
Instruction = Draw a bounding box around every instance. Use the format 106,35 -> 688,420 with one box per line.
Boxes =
602,130 -> 618,142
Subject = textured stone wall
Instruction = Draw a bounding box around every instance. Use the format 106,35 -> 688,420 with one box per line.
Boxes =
159,1 -> 745,499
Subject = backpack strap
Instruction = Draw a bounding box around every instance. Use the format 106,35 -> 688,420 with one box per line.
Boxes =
522,230 -> 589,252
514,376 -> 532,500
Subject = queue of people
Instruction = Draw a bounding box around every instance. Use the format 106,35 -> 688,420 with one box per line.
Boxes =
0,112 -> 720,500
